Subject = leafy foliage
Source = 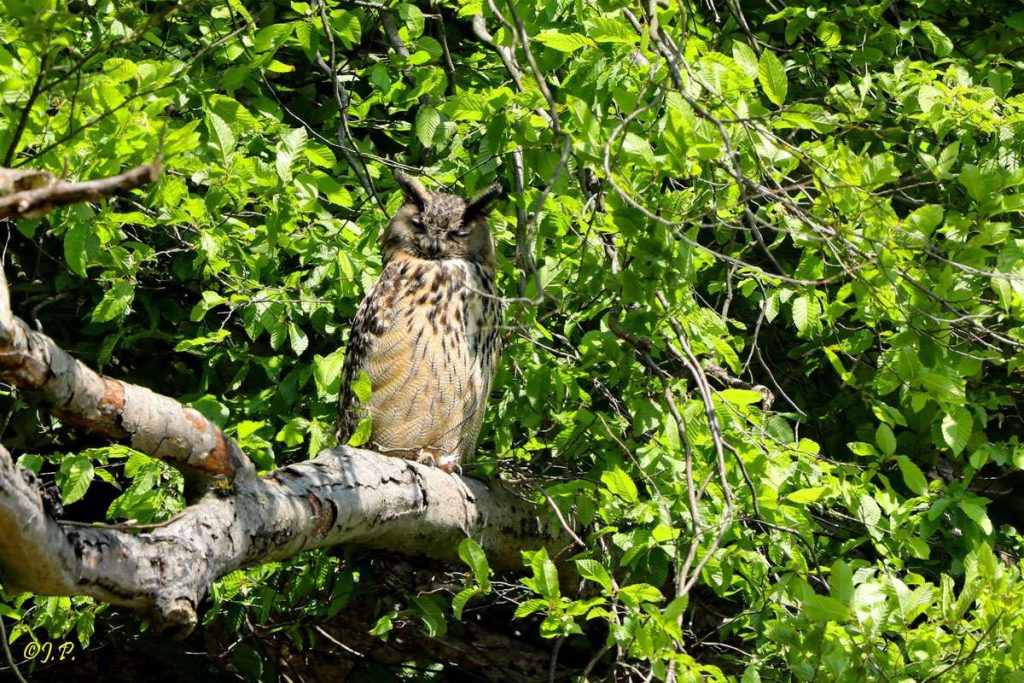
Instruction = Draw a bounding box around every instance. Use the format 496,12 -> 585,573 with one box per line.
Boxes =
2,0 -> 1024,680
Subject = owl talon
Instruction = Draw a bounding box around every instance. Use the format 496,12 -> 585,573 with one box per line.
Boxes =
415,449 -> 460,475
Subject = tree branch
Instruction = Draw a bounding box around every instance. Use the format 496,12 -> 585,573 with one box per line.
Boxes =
0,161 -> 162,219
0,264 -> 245,485
0,441 -> 567,635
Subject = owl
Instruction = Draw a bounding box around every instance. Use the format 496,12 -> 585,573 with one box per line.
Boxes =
336,171 -> 504,473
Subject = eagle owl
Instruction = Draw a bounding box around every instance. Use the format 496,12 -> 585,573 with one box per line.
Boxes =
336,171 -> 504,472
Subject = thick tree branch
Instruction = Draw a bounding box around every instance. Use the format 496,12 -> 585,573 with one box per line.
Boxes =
0,443 -> 566,635
0,265 -> 246,484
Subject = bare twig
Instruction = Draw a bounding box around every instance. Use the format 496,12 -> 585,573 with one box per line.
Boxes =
313,0 -> 384,213
3,53 -> 48,167
0,160 -> 162,219
380,10 -> 411,57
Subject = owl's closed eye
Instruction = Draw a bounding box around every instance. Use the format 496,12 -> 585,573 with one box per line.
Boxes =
381,171 -> 503,265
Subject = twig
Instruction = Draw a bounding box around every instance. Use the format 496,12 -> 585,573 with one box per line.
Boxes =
436,9 -> 458,96
3,53 -> 49,167
532,483 -> 586,550
471,13 -> 524,92
0,617 -> 27,683
312,0 -> 384,214
380,10 -> 411,57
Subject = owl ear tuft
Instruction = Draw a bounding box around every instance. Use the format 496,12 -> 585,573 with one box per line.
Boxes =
464,182 -> 504,220
394,170 -> 430,209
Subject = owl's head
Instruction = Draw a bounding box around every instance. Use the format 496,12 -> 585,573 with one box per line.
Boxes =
380,171 -> 503,266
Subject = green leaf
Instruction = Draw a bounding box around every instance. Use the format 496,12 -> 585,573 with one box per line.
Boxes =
801,594 -> 852,623
791,295 -> 810,333
64,221 -> 99,277
347,417 -> 373,447
276,127 -> 307,183
617,583 -> 663,607
190,291 -> 229,322
525,548 -> 560,600
415,36 -> 442,60
304,143 -> 336,169
907,205 -> 944,236
268,318 -> 287,350
816,21 -> 841,49
855,493 -> 881,530
719,389 -> 764,406
191,395 -> 230,426
288,323 -> 308,356
415,106 -> 442,148
91,281 -> 135,323
920,372 -> 965,403
513,598 -> 548,619
534,30 -> 593,52
919,21 -> 953,57
330,10 -> 361,48
369,613 -> 393,637
576,559 -> 612,592
58,456 -> 95,506
959,165 -> 990,203
314,349 -> 347,395
398,3 -> 424,35
848,442 -> 878,457
174,330 -> 231,351
875,423 -> 896,456
786,486 -> 829,504
351,371 -> 372,404
103,57 -> 137,82
757,49 -> 788,106
896,456 -> 928,495
960,500 -> 992,534
17,454 -> 43,474
588,15 -> 637,44
458,538 -> 491,588
254,23 -> 293,53
731,42 -> 758,77
451,588 -> 479,621
207,111 -> 236,164
940,408 -> 972,456
601,466 -> 638,503
829,560 -> 853,604
411,595 -> 446,637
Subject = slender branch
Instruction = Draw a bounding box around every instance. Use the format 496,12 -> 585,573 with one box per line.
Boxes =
380,10 -> 411,58
470,14 -> 523,90
436,9 -> 458,96
0,160 -> 161,219
313,0 -> 385,214
3,53 -> 49,167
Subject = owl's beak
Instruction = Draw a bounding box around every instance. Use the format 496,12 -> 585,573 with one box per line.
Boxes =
423,237 -> 444,258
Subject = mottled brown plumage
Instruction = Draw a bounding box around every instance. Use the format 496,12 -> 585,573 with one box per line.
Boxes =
336,171 -> 504,472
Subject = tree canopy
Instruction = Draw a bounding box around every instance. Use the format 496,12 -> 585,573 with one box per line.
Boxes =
2,0 -> 1024,680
